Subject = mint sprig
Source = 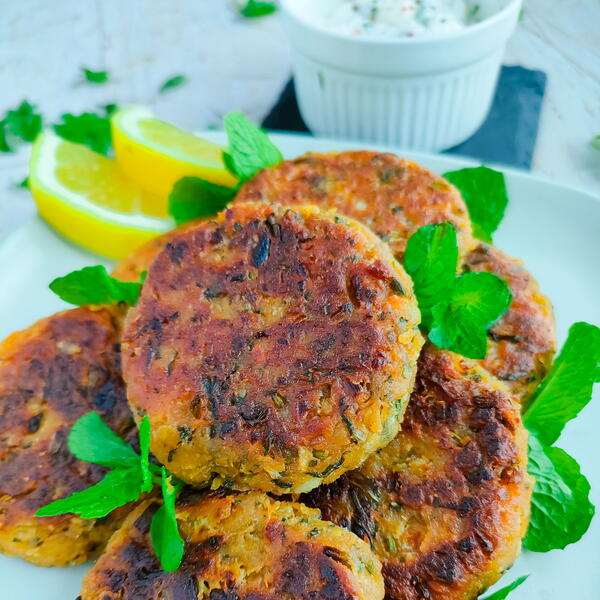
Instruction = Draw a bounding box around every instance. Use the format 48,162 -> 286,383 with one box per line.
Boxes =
444,166 -> 508,243
49,265 -> 142,306
36,413 -> 186,571
524,434 -> 594,552
168,177 -> 236,226
53,105 -> 116,156
524,322 -> 600,446
482,575 -> 528,600
404,223 -> 511,359
151,468 -> 185,572
522,321 -> 598,552
168,111 -> 282,225
0,100 -> 43,152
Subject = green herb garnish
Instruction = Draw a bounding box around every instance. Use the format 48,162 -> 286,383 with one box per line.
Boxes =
591,135 -> 600,151
82,68 -> 109,84
404,223 -> 511,359
239,0 -> 277,18
49,265 -> 142,306
443,166 -> 508,243
524,434 -> 594,552
37,413 -> 186,571
481,575 -> 529,600
167,111 -> 282,225
521,322 -> 598,552
524,322 -> 600,446
36,414 -> 151,519
223,112 -> 283,182
151,468 -> 185,572
16,176 -> 29,189
53,107 -> 114,156
159,74 -> 187,93
168,177 -> 236,226
1,101 -> 43,151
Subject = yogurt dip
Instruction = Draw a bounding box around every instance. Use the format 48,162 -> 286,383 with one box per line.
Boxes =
309,0 -> 480,38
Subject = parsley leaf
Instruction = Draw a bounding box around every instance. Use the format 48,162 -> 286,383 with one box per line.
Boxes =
239,0 -> 277,18
223,112 -> 283,181
16,176 -> 29,189
82,68 -> 109,84
524,322 -> 600,446
139,416 -> 154,493
4,101 -> 43,143
159,74 -> 187,93
49,265 -> 142,306
151,468 -> 185,572
482,575 -> 528,600
429,272 -> 512,359
443,166 -> 508,243
168,177 -> 236,225
524,434 -> 594,552
54,110 -> 113,156
68,412 -> 140,469
36,467 -> 143,519
404,223 -> 458,327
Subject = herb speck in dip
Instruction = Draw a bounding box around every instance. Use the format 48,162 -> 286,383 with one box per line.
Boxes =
311,0 -> 481,38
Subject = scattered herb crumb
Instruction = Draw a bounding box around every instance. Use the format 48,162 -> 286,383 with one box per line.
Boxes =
159,74 -> 187,93
82,67 -> 109,84
239,1 -> 277,18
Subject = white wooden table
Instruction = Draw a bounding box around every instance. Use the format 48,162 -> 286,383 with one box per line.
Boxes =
0,0 -> 599,241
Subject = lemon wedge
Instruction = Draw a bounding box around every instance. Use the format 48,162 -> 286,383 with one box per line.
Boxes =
111,106 -> 237,198
29,131 -> 172,260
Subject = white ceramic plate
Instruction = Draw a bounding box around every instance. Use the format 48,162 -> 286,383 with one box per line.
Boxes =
1,132 -> 599,599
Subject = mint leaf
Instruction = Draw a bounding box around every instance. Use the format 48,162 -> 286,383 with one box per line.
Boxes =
36,467 -> 143,519
54,110 -> 112,156
524,434 -> 594,552
443,166 -> 508,243
4,101 -> 43,143
239,1 -> 277,18
168,176 -> 236,225
223,112 -> 282,181
591,135 -> 600,151
68,412 -> 140,468
139,416 -> 153,493
524,322 -> 600,446
482,575 -> 528,600
82,68 -> 109,84
159,74 -> 187,93
49,265 -> 142,306
0,122 -> 12,152
151,468 -> 184,572
404,223 -> 458,327
429,271 -> 512,359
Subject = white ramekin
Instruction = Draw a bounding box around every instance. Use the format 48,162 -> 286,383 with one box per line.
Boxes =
280,0 -> 522,151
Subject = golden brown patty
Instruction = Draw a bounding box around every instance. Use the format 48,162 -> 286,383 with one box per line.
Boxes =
81,491 -> 384,600
301,346 -> 531,600
464,243 -> 555,401
122,202 -> 423,494
235,151 -> 475,260
0,308 -> 135,566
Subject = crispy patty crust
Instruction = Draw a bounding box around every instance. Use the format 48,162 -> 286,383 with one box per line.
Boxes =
235,151 -> 475,260
302,346 -> 531,600
0,308 -> 135,566
122,202 -> 423,494
465,243 -> 555,401
81,491 -> 384,600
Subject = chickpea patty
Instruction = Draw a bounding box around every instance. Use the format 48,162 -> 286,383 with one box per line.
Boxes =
302,346 -> 531,600
464,243 -> 556,402
235,151 -> 475,260
81,491 -> 384,600
0,308 -> 135,566
122,202 -> 423,494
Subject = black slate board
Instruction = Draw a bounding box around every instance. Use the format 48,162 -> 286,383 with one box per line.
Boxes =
262,66 -> 546,170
